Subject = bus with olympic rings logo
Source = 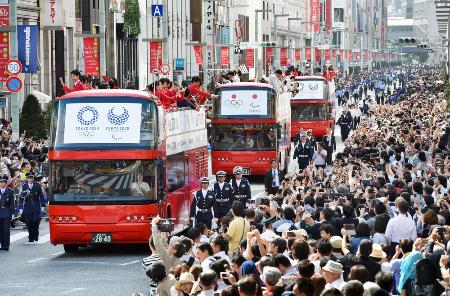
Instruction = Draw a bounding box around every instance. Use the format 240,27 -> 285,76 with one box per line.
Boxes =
48,90 -> 208,252
210,83 -> 291,176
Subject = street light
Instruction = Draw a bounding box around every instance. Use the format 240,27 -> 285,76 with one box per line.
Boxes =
254,9 -> 272,78
273,14 -> 290,68
288,18 -> 302,64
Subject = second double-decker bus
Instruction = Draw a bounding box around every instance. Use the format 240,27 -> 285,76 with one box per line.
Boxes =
210,83 -> 291,176
48,90 -> 208,252
291,76 -> 335,140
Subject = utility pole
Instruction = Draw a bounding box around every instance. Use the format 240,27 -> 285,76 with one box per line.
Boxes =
273,14 -> 289,68
255,9 -> 272,79
288,18 -> 302,65
10,0 -> 18,140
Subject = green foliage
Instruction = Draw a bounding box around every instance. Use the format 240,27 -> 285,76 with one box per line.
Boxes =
124,0 -> 141,36
19,94 -> 47,139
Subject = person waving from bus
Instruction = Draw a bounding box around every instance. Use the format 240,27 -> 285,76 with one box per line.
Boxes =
188,76 -> 218,105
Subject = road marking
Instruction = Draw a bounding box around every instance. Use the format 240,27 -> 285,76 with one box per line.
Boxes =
50,260 -> 117,265
62,288 -> 87,295
36,233 -> 50,244
27,257 -> 44,263
51,251 -> 64,256
10,232 -> 29,243
119,260 -> 140,266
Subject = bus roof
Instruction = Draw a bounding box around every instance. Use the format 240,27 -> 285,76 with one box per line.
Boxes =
294,75 -> 327,81
217,82 -> 274,89
57,89 -> 151,101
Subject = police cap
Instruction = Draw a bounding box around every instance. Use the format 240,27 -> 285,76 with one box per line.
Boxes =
216,170 -> 226,177
26,173 -> 35,178
200,177 -> 210,184
233,166 -> 242,175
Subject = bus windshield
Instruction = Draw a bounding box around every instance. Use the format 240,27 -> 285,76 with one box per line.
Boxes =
51,97 -> 158,150
50,160 -> 157,203
211,123 -> 278,151
291,104 -> 328,121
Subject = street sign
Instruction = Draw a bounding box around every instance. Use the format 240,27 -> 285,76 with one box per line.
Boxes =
239,41 -> 259,50
6,60 -> 22,75
151,4 -> 163,17
6,76 -> 22,92
287,58 -> 292,64
174,58 -> 185,70
160,63 -> 170,75
0,97 -> 6,108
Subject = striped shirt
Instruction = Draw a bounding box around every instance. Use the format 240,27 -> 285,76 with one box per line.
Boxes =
142,254 -> 162,296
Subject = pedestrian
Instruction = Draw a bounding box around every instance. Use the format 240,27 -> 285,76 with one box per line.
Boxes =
323,128 -> 336,165
19,173 -> 45,243
0,176 -> 14,251
229,166 -> 251,206
190,177 -> 215,229
264,160 -> 285,195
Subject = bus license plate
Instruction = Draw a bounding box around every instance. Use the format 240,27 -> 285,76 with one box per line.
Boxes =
242,168 -> 251,175
92,233 -> 112,244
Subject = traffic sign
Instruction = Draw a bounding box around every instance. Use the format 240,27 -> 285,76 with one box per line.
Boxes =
160,64 -> 170,74
6,59 -> 22,75
151,4 -> 163,17
6,76 -> 22,92
287,58 -> 292,64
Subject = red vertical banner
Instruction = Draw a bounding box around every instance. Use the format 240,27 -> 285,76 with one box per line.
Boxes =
193,45 -> 203,65
325,0 -> 332,30
149,42 -> 163,72
245,48 -> 254,68
220,47 -> 230,66
0,5 -> 10,81
280,48 -> 288,66
356,52 -> 360,60
315,48 -> 321,61
305,48 -> 311,60
311,0 -> 320,32
339,51 -> 345,60
295,49 -> 301,61
348,51 -> 352,60
266,48 -> 273,64
325,49 -> 330,61
83,38 -> 100,76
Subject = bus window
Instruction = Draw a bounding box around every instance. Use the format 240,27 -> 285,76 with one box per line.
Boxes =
167,153 -> 188,192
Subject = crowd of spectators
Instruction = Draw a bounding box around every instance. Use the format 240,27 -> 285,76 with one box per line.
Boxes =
140,65 -> 450,296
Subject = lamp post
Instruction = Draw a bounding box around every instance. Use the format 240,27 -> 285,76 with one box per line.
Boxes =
273,13 -> 289,68
254,9 -> 272,79
288,17 -> 302,67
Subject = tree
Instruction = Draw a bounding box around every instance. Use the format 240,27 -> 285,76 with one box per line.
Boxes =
123,0 -> 141,36
19,94 -> 47,139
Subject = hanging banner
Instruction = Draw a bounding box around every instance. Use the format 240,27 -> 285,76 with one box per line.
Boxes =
315,48 -> 321,61
355,52 -> 360,60
295,49 -> 301,61
325,0 -> 332,30
324,49 -> 330,61
149,42 -> 163,73
204,0 -> 214,83
43,0 -> 63,27
305,48 -> 311,60
265,48 -> 273,64
245,48 -> 254,68
311,0 -> 320,32
193,45 -> 203,65
348,51 -> 352,60
17,25 -> 38,73
83,38 -> 100,76
220,47 -> 230,66
339,50 -> 345,60
0,5 -> 9,81
331,50 -> 336,59
280,48 -> 288,66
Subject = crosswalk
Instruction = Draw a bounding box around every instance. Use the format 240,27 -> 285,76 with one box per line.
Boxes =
9,230 -> 51,244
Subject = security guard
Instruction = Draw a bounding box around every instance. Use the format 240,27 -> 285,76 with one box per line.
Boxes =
0,176 -> 14,251
190,177 -> 215,229
230,166 -> 251,205
293,134 -> 313,170
213,171 -> 233,222
19,173 -> 45,243
336,111 -> 352,141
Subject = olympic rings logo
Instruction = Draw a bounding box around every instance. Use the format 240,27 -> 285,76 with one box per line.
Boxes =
225,99 -> 243,108
107,107 -> 129,125
79,131 -> 94,137
77,106 -> 99,125
309,83 -> 319,91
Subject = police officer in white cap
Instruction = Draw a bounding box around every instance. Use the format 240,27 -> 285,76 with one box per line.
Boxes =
213,171 -> 232,222
0,176 -> 14,251
190,177 -> 215,229
230,166 -> 251,206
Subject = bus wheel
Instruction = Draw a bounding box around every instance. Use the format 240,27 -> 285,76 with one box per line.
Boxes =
63,244 -> 79,253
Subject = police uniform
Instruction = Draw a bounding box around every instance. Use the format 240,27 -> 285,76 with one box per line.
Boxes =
190,177 -> 215,229
336,113 -> 351,141
230,166 -> 251,205
19,173 -> 45,243
213,171 -> 233,221
293,136 -> 313,170
0,177 -> 14,251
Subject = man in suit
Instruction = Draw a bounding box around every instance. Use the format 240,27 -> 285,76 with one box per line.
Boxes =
323,128 -> 336,165
19,173 -> 45,243
264,160 -> 285,195
190,177 -> 215,229
0,176 -> 14,251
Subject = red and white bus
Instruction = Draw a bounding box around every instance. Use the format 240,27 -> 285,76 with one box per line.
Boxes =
210,83 -> 291,176
291,76 -> 335,139
48,90 -> 208,252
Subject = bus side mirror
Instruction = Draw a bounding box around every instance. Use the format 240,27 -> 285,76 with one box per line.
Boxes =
155,159 -> 166,201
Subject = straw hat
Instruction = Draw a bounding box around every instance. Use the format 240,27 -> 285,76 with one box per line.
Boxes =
175,272 -> 195,290
370,243 -> 387,259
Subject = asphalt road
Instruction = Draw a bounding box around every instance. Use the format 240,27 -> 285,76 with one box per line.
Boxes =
0,90 -> 368,296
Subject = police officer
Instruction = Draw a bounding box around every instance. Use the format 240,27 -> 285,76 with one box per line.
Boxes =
0,176 -> 14,251
190,177 -> 215,230
293,134 -> 313,170
336,112 -> 352,141
213,171 -> 233,222
230,166 -> 251,206
19,173 -> 45,243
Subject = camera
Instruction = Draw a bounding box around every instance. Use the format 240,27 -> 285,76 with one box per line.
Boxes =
156,218 -> 175,232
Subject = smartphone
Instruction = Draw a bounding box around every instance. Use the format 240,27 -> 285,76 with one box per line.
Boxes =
220,272 -> 228,279
324,203 -> 330,208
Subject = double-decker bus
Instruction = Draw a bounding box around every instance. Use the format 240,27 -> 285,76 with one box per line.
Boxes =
291,76 -> 335,140
48,90 -> 208,252
210,83 -> 291,176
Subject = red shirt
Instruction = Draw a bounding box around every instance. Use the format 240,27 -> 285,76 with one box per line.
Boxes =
63,80 -> 85,93
156,89 -> 178,108
188,84 -> 211,105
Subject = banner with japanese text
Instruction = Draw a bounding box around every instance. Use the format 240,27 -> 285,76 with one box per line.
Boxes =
339,50 -> 345,60
315,48 -> 321,61
311,0 -> 320,32
83,38 -> 100,76
149,42 -> 162,72
325,49 -> 330,61
193,45 -> 203,65
266,48 -> 273,64
280,48 -> 288,66
43,0 -> 63,27
0,5 -> 9,81
245,48 -> 254,68
305,48 -> 311,60
220,47 -> 230,66
295,49 -> 301,61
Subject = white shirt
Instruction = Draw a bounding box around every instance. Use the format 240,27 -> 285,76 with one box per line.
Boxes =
201,189 -> 208,198
261,229 -> 277,242
215,251 -> 231,264
201,256 -> 216,271
385,213 -> 417,243
272,169 -> 280,187
313,150 -> 327,166
130,181 -> 150,196
199,289 -> 215,296
325,278 -> 344,290
235,179 -> 241,187
218,182 -> 224,191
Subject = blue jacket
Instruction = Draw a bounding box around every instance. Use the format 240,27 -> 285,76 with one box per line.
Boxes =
20,182 -> 45,214
0,187 -> 14,219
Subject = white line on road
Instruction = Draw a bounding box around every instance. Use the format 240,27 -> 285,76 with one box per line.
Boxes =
51,251 -> 64,256
27,257 -> 44,263
62,288 -> 87,295
119,260 -> 140,266
10,232 -> 29,243
36,233 -> 50,244
50,260 -> 117,265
